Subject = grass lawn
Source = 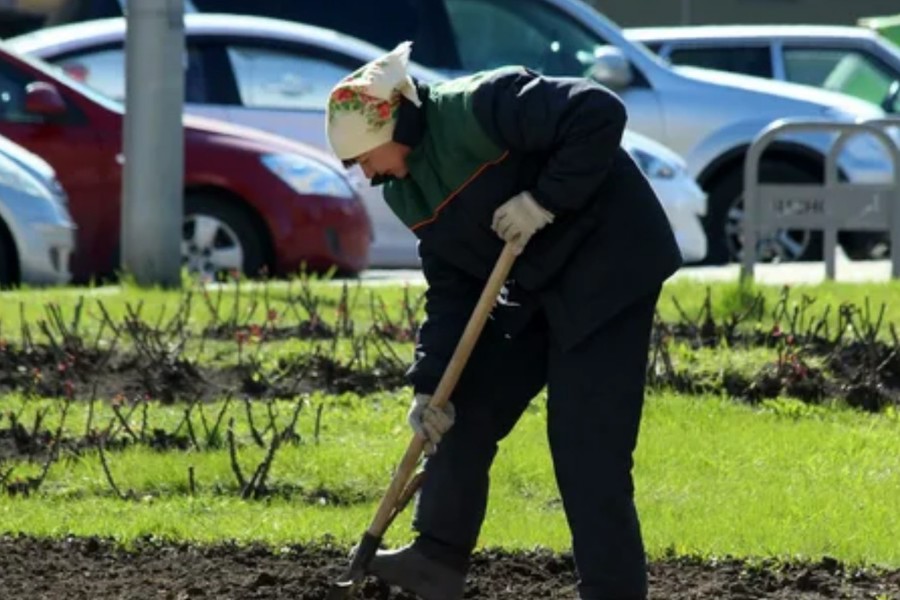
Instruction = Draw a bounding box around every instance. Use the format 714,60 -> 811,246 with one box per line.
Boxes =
2,277 -> 900,344
2,391 -> 899,567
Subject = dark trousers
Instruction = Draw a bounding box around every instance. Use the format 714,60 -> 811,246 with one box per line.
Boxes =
411,287 -> 660,600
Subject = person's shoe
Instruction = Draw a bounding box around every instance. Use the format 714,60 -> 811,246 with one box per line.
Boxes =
367,544 -> 466,600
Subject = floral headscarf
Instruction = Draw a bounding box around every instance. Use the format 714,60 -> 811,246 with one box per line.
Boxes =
325,41 -> 422,161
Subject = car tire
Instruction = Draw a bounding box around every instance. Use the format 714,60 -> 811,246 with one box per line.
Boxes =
0,222 -> 15,288
183,192 -> 267,280
840,231 -> 890,261
702,161 -> 822,265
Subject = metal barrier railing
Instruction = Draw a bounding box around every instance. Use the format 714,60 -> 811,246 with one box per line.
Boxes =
741,118 -> 900,281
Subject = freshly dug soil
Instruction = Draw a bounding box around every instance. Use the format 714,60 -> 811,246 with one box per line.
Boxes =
0,344 -> 407,402
0,535 -> 898,599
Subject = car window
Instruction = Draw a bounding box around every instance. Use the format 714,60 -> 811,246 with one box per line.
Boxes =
444,0 -> 612,76
52,46 -> 209,103
191,0 -> 461,70
0,64 -> 33,123
54,48 -> 125,101
667,46 -> 773,78
783,47 -> 898,107
224,45 -> 356,111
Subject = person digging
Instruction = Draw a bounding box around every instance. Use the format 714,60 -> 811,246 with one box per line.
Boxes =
325,42 -> 683,600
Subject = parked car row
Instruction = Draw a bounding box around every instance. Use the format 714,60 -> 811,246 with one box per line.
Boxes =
5,13 -> 710,268
50,0 -> 892,264
0,43 -> 372,285
3,0 -> 899,286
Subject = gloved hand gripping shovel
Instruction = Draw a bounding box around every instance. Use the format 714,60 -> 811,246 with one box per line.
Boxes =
327,242 -> 519,599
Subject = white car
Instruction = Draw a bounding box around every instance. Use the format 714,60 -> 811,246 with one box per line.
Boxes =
8,14 -> 708,264
626,25 -> 900,114
0,135 -> 76,286
626,130 -> 707,262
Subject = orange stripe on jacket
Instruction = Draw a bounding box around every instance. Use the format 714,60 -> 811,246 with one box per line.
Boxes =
410,150 -> 511,232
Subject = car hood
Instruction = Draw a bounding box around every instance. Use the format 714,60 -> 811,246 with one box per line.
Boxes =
0,134 -> 56,184
182,113 -> 347,172
673,65 -> 887,117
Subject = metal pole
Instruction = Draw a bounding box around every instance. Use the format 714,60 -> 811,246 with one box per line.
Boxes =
823,131 -> 851,281
741,124 -> 774,283
121,0 -> 185,287
856,118 -> 900,279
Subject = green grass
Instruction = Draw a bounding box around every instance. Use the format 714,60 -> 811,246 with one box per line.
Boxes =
3,277 -> 900,566
2,391 -> 899,567
3,278 -> 900,347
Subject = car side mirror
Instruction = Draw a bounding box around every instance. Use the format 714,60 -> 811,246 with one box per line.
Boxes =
24,81 -> 67,117
590,46 -> 634,89
882,80 -> 900,113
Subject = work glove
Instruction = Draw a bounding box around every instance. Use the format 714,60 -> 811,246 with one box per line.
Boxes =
491,191 -> 554,254
408,393 -> 455,455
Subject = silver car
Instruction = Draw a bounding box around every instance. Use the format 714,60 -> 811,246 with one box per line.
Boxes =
0,135 -> 76,286
7,14 -> 709,265
626,25 -> 900,114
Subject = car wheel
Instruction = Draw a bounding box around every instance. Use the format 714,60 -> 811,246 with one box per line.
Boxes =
702,161 -> 821,265
183,193 -> 266,280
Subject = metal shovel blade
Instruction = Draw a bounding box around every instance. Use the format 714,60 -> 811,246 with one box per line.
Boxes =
326,531 -> 381,600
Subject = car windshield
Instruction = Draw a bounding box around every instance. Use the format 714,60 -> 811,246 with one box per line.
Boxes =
0,41 -> 125,114
445,0 -> 673,76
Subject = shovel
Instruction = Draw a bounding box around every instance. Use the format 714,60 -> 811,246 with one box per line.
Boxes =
326,241 -> 519,599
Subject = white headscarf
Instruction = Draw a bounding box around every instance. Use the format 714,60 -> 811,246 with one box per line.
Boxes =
325,41 -> 422,160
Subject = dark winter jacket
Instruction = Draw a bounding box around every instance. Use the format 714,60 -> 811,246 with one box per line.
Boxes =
381,66 -> 682,394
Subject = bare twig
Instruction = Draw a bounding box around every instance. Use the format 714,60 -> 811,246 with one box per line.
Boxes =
226,417 -> 246,489
84,382 -> 98,439
31,396 -> 72,493
197,403 -> 211,440
111,403 -> 139,442
94,299 -> 121,337
184,405 -> 200,452
314,403 -> 324,445
98,429 -> 128,500
139,401 -> 149,442
243,427 -> 281,500
244,398 -> 265,448
670,295 -> 699,333
29,407 -> 48,444
19,302 -> 33,351
261,400 -> 278,438
152,302 -> 169,336
188,466 -> 197,496
281,395 -> 306,443
207,396 -> 233,448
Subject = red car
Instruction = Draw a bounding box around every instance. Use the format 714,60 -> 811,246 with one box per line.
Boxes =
0,44 -> 371,283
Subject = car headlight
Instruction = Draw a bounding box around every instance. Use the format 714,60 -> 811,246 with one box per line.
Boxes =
261,154 -> 356,199
630,148 -> 680,180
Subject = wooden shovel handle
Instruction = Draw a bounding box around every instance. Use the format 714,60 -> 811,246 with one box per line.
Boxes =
366,242 -> 519,536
